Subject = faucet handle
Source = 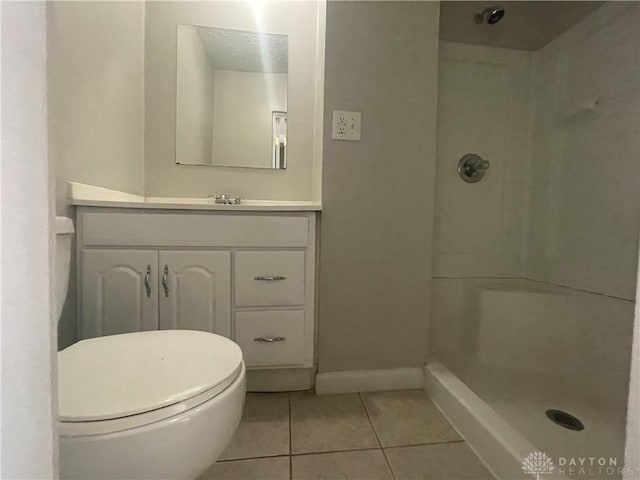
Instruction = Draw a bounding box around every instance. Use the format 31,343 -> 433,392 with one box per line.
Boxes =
232,196 -> 249,205
208,194 -> 229,204
477,159 -> 490,170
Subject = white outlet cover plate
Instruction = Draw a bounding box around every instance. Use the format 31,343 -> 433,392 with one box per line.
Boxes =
332,110 -> 361,141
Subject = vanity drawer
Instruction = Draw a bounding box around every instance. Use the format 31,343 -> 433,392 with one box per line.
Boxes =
235,310 -> 305,367
81,211 -> 309,247
235,251 -> 305,306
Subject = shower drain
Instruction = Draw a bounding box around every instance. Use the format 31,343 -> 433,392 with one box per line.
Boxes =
545,409 -> 585,431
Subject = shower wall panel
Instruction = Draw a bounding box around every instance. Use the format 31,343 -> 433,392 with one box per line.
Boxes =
434,42 -> 533,279
528,2 -> 639,300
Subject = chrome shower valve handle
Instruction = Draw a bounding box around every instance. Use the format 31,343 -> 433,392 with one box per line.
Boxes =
458,153 -> 490,183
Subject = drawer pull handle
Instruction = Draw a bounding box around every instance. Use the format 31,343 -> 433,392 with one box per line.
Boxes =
254,336 -> 286,343
254,275 -> 287,281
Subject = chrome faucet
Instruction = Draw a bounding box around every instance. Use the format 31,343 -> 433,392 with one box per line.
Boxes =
209,194 -> 247,205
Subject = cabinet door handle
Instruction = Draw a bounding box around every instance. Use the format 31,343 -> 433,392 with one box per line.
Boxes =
254,275 -> 287,281
253,336 -> 286,343
144,265 -> 151,298
162,264 -> 169,298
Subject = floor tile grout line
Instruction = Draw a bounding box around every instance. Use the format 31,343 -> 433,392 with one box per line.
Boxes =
217,392 -> 292,466
357,392 -> 382,448
217,437 -> 468,463
216,454 -> 291,463
382,438 -> 466,450
359,392 -> 397,480
292,446 -> 384,457
288,392 -> 292,480
381,448 -> 397,480
216,437 -> 468,464
292,447 -> 382,457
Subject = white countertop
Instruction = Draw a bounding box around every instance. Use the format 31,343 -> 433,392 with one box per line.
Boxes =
69,183 -> 322,212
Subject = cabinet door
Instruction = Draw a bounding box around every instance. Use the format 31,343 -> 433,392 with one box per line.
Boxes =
158,251 -> 231,337
81,249 -> 158,339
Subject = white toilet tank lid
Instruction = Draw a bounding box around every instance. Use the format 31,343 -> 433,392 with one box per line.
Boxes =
55,216 -> 74,235
58,330 -> 243,422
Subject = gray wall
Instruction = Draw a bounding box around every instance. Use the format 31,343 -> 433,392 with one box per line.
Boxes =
48,1 -> 146,348
49,1 -> 145,213
318,1 -> 440,372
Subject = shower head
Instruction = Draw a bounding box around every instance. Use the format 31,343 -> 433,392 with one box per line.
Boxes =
474,6 -> 505,25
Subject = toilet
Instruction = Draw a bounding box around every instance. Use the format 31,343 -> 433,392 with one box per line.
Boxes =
55,217 -> 246,479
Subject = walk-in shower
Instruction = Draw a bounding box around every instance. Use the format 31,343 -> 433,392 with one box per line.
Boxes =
430,2 -> 639,478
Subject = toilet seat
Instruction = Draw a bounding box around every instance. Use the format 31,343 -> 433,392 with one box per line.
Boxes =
58,330 -> 243,436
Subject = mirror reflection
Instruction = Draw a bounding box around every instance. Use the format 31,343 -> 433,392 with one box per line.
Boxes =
176,25 -> 288,169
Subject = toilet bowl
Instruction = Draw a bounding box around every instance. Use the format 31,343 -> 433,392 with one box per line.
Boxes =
58,330 -> 245,479
55,218 -> 246,479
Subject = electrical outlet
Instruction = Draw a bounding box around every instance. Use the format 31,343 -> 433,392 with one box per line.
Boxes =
332,110 -> 361,141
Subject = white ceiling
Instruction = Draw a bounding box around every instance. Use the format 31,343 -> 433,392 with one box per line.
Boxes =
195,26 -> 288,73
439,1 -> 605,50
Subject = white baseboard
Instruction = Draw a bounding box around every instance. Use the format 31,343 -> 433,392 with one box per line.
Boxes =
315,367 -> 424,395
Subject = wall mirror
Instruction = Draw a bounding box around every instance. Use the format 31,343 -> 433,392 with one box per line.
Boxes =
175,25 -> 288,169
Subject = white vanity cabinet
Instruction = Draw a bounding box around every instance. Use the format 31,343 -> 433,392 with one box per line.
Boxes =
158,251 -> 231,336
76,207 -> 317,391
81,250 -> 231,338
81,249 -> 159,338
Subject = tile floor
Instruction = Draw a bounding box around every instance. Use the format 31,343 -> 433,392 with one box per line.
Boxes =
200,389 -> 494,480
